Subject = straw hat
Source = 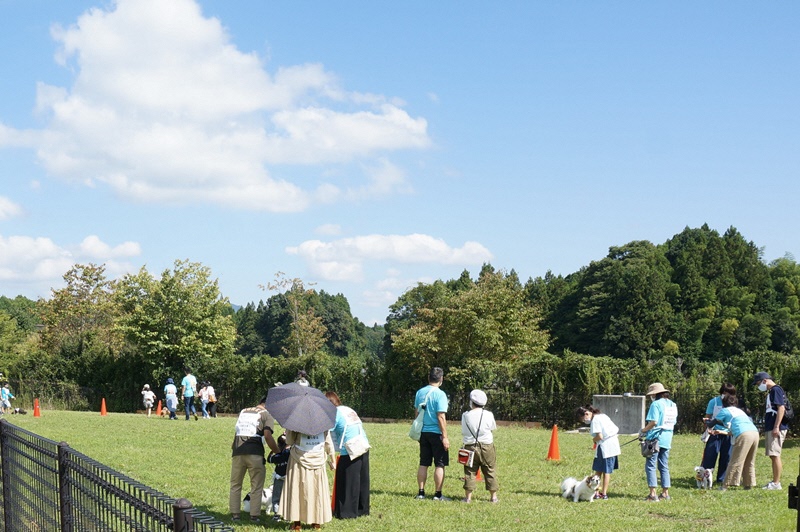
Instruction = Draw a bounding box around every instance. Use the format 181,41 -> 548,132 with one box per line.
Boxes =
645,382 -> 669,396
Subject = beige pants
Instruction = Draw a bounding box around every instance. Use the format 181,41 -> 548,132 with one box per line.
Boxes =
724,431 -> 758,488
462,442 -> 499,492
229,454 -> 266,517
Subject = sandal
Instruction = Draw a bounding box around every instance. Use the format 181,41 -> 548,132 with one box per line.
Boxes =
659,494 -> 671,501
644,494 -> 659,502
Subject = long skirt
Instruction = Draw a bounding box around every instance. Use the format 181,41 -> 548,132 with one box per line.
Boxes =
280,455 -> 332,525
333,452 -> 370,519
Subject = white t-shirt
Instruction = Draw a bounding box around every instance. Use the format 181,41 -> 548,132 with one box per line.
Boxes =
461,408 -> 497,445
590,413 -> 621,458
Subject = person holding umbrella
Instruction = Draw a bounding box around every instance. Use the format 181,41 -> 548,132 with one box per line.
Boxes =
268,383 -> 338,531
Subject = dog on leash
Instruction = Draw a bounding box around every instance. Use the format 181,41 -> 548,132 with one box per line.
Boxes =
561,475 -> 601,502
242,486 -> 273,513
694,466 -> 713,489
11,407 -> 27,415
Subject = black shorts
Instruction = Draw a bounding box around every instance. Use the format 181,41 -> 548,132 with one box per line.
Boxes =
419,432 -> 449,467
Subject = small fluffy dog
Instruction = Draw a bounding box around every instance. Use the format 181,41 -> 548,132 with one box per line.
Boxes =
11,407 -> 27,415
159,407 -> 169,418
694,466 -> 713,489
561,475 -> 601,502
242,486 -> 273,513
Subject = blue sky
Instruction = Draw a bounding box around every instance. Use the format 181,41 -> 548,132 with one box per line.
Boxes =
1,1 -> 798,325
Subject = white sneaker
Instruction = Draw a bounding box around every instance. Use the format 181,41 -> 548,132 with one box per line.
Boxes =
432,495 -> 451,501
763,482 -> 782,490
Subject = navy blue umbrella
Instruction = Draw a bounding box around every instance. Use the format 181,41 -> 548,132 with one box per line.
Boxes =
266,382 -> 337,435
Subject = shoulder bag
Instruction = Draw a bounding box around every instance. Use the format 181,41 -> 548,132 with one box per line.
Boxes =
458,409 -> 484,468
409,389 -> 433,441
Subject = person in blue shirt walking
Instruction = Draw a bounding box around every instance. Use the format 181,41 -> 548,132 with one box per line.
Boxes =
414,367 -> 450,501
181,367 -> 199,421
640,382 -> 678,502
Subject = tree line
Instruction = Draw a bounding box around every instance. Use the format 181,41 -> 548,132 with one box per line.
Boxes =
1,224 -> 798,427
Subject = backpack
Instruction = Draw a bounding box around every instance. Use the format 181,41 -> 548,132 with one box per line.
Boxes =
784,399 -> 794,421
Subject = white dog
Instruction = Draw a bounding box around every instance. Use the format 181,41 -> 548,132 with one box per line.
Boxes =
694,466 -> 713,489
561,475 -> 601,502
242,486 -> 273,513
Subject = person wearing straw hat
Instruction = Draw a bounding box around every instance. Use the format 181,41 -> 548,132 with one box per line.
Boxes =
639,382 -> 678,502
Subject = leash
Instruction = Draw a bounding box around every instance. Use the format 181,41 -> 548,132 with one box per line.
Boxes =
620,436 -> 641,447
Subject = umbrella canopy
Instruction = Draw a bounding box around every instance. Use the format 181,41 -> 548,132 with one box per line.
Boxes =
266,382 -> 337,435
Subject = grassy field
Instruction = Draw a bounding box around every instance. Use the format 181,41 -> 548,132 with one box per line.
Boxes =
5,411 -> 799,531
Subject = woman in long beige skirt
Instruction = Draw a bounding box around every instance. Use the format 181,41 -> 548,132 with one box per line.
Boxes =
280,430 -> 336,530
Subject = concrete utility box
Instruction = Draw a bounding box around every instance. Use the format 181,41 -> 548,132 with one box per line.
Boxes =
592,394 -> 645,435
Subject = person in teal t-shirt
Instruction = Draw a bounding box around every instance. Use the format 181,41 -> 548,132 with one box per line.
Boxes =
181,367 -> 198,421
640,382 -> 678,502
711,394 -> 758,490
413,367 -> 450,501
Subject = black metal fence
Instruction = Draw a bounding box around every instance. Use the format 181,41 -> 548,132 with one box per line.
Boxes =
0,420 -> 233,532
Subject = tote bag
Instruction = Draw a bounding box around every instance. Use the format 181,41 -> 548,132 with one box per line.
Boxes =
409,390 -> 433,441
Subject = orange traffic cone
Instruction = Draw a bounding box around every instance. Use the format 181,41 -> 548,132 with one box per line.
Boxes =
33,398 -> 41,417
100,398 -> 108,416
155,400 -> 162,415
546,424 -> 561,461
476,468 -> 483,481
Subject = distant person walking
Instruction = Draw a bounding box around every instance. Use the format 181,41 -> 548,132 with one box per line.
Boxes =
1,383 -> 15,414
181,367 -> 198,421
198,381 -> 210,419
414,367 -> 450,501
206,381 -> 217,418
141,384 -> 157,417
164,378 -> 178,420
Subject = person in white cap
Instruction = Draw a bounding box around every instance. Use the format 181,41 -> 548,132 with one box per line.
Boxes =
460,389 -> 498,503
640,382 -> 678,502
141,384 -> 156,418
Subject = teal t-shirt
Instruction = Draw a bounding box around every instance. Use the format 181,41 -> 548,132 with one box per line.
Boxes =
646,398 -> 677,449
414,385 -> 448,434
331,405 -> 370,456
181,375 -> 197,397
716,407 -> 757,438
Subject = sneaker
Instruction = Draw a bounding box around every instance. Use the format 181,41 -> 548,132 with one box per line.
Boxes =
432,495 -> 451,501
272,514 -> 281,521
250,515 -> 260,522
414,494 -> 426,500
594,492 -> 608,500
658,494 -> 671,501
644,494 -> 659,502
763,482 -> 782,490
460,498 -> 471,503
193,412 -> 199,420
231,514 -> 240,521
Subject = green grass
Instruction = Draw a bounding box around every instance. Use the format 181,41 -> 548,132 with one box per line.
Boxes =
6,411 -> 799,531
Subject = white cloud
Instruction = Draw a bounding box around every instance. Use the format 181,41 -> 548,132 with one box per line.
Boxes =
0,0 -> 430,212
0,197 -> 23,220
315,224 -> 342,236
0,233 -> 141,284
286,233 -> 492,282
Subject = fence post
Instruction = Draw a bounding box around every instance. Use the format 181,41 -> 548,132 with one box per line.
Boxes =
57,442 -> 73,532
1,420 -> 12,532
173,498 -> 193,532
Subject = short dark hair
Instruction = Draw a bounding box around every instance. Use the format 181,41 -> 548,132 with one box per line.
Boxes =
655,391 -> 670,400
259,395 -> 268,405
723,394 -> 738,407
277,433 -> 287,449
429,367 -> 444,383
720,382 -> 736,396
